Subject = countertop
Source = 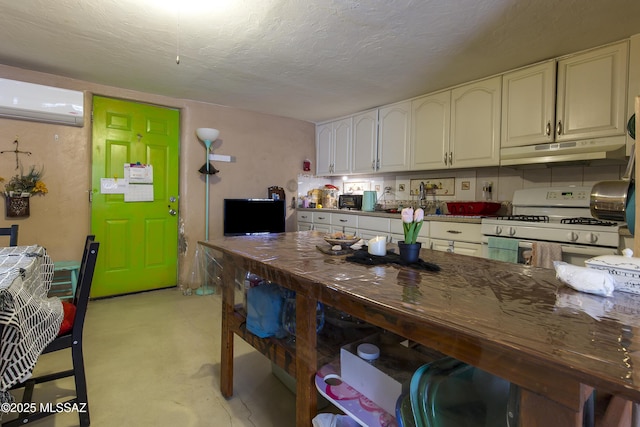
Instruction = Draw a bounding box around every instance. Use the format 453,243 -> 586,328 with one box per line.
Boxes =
296,208 -> 484,224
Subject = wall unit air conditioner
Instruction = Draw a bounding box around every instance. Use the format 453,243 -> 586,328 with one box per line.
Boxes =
0,78 -> 84,127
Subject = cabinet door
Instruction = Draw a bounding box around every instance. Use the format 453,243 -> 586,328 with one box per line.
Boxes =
431,239 -> 482,257
298,223 -> 313,231
378,101 -> 411,172
352,109 -> 378,174
411,91 -> 451,170
450,76 -> 501,168
333,118 -> 352,175
556,41 -> 628,141
316,123 -> 333,175
501,61 -> 556,147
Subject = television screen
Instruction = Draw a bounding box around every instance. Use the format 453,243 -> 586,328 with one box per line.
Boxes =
223,199 -> 286,236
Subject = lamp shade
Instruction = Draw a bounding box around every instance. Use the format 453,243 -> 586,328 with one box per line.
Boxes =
196,128 -> 220,142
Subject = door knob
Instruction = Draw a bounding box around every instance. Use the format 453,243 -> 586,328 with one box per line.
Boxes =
169,208 -> 177,216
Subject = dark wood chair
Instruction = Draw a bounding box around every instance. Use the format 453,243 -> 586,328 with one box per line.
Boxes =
0,225 -> 19,246
3,235 -> 99,427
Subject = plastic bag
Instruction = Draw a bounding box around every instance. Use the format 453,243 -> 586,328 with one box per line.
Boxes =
554,261 -> 615,297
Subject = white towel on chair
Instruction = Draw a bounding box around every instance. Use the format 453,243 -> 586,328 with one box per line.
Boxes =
531,242 -> 562,269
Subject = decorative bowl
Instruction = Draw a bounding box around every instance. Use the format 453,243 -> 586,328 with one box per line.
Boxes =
324,234 -> 360,248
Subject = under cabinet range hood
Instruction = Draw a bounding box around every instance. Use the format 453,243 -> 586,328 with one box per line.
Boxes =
500,136 -> 627,167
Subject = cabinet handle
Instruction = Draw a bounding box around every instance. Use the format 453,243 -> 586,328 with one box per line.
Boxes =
446,230 -> 462,234
449,152 -> 453,165
372,160 -> 376,170
556,121 -> 563,135
444,153 -> 448,165
546,122 -> 551,136
339,219 -> 347,222
318,216 -> 326,220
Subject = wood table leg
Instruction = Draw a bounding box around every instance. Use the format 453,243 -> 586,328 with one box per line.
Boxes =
294,291 -> 318,426
596,396 -> 632,427
220,253 -> 236,398
519,384 -> 593,427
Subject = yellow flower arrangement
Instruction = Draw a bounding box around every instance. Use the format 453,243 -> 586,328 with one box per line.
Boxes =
1,165 -> 48,197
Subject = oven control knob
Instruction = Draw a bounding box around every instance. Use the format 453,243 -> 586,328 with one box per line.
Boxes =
585,232 -> 597,244
567,231 -> 579,242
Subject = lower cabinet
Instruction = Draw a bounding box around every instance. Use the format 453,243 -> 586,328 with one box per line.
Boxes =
429,221 -> 483,257
296,211 -> 481,256
358,216 -> 391,241
430,239 -> 482,257
297,211 -> 313,231
331,213 -> 358,235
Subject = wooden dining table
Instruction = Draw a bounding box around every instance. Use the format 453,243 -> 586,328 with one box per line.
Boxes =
201,231 -> 640,426
0,245 -> 62,405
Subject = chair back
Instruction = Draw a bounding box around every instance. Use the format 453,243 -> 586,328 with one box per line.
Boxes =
0,224 -> 19,246
71,235 -> 99,339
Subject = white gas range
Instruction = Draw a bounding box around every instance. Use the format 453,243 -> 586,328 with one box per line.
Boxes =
480,186 -> 621,266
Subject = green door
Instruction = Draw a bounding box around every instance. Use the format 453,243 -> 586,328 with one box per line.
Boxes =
91,96 -> 180,298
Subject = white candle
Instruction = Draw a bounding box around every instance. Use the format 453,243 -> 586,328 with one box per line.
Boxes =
368,236 -> 387,256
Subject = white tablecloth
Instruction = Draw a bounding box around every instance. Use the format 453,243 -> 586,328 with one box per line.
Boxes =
0,245 -> 62,401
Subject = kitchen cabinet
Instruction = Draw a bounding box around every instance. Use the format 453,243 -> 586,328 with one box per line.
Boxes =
316,117 -> 352,176
429,221 -> 483,257
357,216 -> 391,241
351,109 -> 379,174
556,41 -> 628,141
410,91 -> 451,170
377,101 -> 411,172
312,211 -> 331,234
297,211 -> 313,231
449,76 -> 501,168
330,213 -> 358,235
501,60 -> 556,147
502,41 -> 628,148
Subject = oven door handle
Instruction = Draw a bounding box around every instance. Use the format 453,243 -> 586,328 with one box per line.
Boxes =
516,241 -> 615,256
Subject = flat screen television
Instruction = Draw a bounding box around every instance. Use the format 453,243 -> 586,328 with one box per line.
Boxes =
223,198 -> 286,236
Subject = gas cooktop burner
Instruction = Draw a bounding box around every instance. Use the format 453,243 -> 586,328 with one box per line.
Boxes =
560,217 -> 618,226
496,215 -> 549,222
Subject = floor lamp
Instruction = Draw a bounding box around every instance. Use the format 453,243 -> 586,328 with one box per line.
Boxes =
195,127 -> 219,296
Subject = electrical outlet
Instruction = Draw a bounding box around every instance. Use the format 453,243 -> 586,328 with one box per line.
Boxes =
398,184 -> 405,191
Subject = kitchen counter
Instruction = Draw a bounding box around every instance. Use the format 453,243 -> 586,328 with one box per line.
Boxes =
202,231 -> 639,426
296,207 -> 484,224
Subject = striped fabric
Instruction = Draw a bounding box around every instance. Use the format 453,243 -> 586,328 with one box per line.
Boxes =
0,245 -> 62,404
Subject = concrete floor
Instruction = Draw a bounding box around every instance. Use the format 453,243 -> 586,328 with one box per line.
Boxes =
5,288 -> 297,427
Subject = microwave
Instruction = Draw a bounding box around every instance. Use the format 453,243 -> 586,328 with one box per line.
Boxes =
339,194 -> 362,210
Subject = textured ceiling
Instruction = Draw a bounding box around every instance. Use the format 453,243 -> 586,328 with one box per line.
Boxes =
1,0 -> 639,123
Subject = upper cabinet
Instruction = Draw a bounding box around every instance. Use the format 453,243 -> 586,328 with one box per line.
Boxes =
377,101 -> 411,172
501,61 -> 556,147
316,117 -> 352,176
556,41 -> 628,141
351,109 -> 379,174
411,77 -> 501,170
502,41 -> 628,148
411,91 -> 451,170
449,76 -> 501,168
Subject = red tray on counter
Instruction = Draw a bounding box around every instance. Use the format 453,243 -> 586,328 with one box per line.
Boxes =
445,202 -> 501,215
